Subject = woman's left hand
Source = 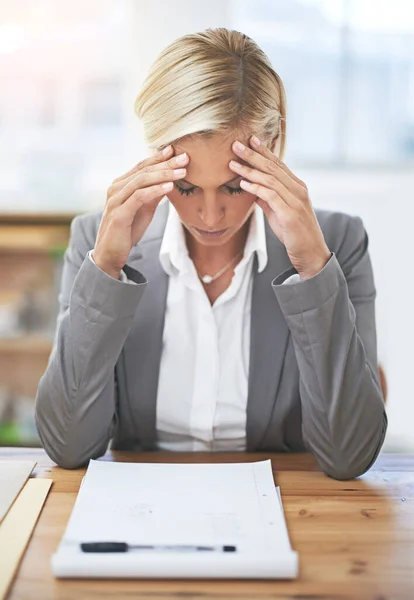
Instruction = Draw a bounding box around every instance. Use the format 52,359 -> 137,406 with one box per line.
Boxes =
229,135 -> 331,280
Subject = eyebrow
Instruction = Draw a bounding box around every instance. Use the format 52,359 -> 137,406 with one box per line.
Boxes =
179,174 -> 242,187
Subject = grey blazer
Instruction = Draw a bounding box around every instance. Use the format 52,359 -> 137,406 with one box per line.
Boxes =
35,201 -> 387,478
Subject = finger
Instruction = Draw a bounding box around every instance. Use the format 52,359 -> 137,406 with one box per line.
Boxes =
249,136 -> 307,190
274,158 -> 307,190
111,155 -> 174,191
113,145 -> 174,183
239,179 -> 290,219
112,145 -> 174,184
232,139 -> 296,194
109,168 -> 186,209
120,181 -> 173,219
230,160 -> 300,208
112,150 -> 188,190
233,138 -> 306,197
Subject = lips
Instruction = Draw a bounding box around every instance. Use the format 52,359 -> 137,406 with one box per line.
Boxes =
193,227 -> 229,237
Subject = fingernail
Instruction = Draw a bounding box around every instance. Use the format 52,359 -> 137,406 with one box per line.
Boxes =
173,168 -> 186,176
235,141 -> 245,151
251,135 -> 261,147
230,160 -> 242,169
240,179 -> 253,188
176,153 -> 187,164
162,145 -> 172,155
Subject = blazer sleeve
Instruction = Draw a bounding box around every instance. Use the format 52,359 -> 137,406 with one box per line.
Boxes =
271,215 -> 387,480
35,215 -> 147,469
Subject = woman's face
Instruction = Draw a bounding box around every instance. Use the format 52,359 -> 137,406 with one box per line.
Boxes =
164,132 -> 259,247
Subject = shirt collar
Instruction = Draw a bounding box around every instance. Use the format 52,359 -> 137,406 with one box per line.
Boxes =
159,203 -> 190,277
243,203 -> 268,273
159,203 -> 268,276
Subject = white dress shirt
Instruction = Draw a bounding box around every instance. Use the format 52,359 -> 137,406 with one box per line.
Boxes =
89,203 -> 300,452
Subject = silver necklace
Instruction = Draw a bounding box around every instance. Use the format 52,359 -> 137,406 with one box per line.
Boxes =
198,251 -> 243,284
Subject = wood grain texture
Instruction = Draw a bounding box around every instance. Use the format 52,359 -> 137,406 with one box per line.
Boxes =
1,448 -> 413,600
0,478 -> 52,600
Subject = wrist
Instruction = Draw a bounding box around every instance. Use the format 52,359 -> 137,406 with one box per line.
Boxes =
91,249 -> 122,281
299,250 -> 332,281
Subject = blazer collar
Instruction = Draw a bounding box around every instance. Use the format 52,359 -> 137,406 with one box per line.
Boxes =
123,202 -> 292,450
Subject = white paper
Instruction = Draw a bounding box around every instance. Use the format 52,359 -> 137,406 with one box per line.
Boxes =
0,461 -> 36,523
52,459 -> 298,579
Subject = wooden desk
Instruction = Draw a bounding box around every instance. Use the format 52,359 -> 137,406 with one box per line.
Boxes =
1,449 -> 413,600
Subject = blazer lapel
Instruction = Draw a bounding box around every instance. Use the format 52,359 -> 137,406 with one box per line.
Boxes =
121,202 -> 169,450
246,220 -> 293,450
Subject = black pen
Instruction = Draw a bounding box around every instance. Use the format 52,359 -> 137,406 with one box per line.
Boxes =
80,542 -> 237,553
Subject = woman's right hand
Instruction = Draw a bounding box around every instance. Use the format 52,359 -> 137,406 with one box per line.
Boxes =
92,145 -> 189,279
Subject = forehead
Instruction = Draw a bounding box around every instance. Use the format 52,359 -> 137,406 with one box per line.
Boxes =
173,132 -> 251,185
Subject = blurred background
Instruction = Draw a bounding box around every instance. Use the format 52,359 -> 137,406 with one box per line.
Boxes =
0,0 -> 413,451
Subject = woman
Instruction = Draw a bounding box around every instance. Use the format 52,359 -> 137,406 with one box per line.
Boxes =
35,28 -> 387,478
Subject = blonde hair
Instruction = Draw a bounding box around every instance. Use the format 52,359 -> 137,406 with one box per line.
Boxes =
134,28 -> 287,159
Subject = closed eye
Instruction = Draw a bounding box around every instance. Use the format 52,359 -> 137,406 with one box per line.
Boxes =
174,184 -> 244,196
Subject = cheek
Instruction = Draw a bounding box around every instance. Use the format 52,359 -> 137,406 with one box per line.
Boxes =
235,194 -> 256,212
227,194 -> 257,222
166,192 -> 195,220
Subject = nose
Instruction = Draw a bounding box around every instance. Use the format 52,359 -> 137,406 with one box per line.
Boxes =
199,195 -> 225,229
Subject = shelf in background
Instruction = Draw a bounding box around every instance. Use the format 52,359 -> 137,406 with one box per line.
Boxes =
0,213 -> 77,226
0,212 -> 76,253
0,336 -> 53,354
0,224 -> 70,252
0,212 -> 72,408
